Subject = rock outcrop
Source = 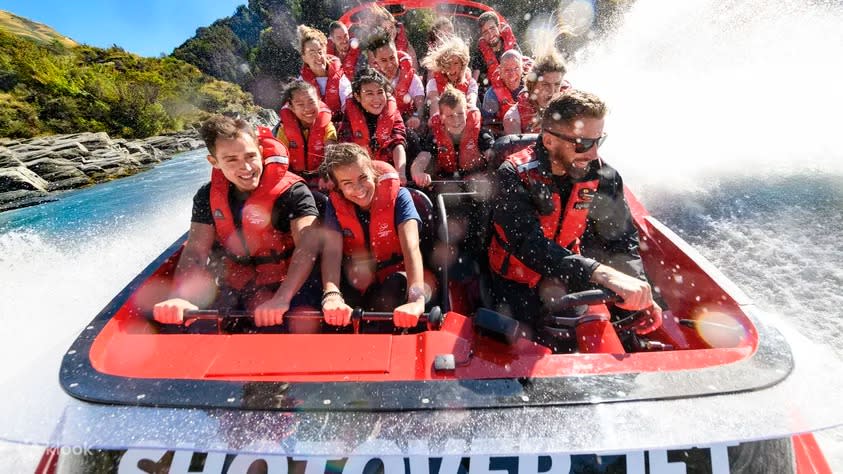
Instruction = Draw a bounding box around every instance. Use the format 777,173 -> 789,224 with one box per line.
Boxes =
0,130 -> 205,211
0,111 -> 280,212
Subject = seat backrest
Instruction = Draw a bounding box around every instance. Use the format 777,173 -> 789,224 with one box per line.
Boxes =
407,187 -> 447,309
406,187 -> 436,258
489,133 -> 538,170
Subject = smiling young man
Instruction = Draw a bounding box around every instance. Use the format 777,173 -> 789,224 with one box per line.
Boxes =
153,115 -> 319,328
471,12 -> 520,95
327,21 -> 361,79
411,84 -> 494,187
488,90 -> 663,342
503,50 -> 571,135
366,31 -> 425,131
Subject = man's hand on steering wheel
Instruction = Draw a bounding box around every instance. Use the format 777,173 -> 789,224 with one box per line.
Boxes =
631,302 -> 663,335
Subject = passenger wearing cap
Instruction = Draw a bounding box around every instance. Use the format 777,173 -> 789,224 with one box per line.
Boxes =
488,90 -> 663,342
153,115 -> 320,328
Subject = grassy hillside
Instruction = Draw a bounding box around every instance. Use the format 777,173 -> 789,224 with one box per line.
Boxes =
0,10 -> 77,48
0,11 -> 260,139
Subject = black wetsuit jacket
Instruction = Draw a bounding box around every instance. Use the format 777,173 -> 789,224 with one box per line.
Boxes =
490,140 -> 646,292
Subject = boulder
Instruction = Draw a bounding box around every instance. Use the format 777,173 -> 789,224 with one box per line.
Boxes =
0,128 -> 209,211
78,163 -> 108,181
0,166 -> 49,192
0,189 -> 51,210
14,147 -> 55,162
47,176 -> 95,191
25,157 -> 92,185
0,147 -> 23,168
49,140 -> 90,155
252,108 -> 280,129
63,132 -> 114,152
116,140 -> 162,165
51,146 -> 92,162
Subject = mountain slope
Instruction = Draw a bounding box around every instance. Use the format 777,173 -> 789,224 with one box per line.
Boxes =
0,13 -> 260,139
0,10 -> 77,48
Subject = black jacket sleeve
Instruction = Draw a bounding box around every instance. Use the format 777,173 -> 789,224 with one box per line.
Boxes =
491,162 -> 600,288
580,166 -> 646,280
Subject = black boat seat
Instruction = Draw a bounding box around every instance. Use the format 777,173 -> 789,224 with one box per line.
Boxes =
488,133 -> 537,170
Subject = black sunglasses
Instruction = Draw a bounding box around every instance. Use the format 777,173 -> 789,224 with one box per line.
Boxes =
543,129 -> 608,153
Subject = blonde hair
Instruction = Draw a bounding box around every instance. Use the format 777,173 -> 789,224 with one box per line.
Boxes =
297,25 -> 327,54
421,36 -> 470,73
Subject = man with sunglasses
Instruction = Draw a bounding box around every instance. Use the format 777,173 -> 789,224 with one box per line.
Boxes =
488,90 -> 662,349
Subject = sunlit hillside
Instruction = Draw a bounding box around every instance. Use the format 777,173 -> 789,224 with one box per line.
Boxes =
0,11 -> 259,139
0,10 -> 77,48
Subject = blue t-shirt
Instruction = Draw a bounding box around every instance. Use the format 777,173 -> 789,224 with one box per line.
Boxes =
324,187 -> 421,239
481,84 -> 523,124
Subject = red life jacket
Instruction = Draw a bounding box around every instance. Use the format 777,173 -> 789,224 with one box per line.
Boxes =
392,50 -> 417,116
278,103 -> 332,175
433,71 -> 470,96
209,131 -> 303,290
329,160 -> 403,285
516,90 -> 539,133
488,146 -> 599,287
327,40 -> 360,79
395,23 -> 410,55
516,80 -> 573,133
300,55 -> 345,120
344,97 -> 402,162
478,22 -> 518,77
490,78 -> 519,123
429,108 -> 482,175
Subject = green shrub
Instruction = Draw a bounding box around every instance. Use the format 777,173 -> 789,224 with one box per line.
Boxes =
0,29 -> 260,138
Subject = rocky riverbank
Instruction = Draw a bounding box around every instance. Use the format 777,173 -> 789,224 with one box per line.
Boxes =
0,110 -> 279,212
0,130 -> 205,211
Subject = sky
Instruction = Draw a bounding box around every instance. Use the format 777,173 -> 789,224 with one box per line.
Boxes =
0,0 -> 246,57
